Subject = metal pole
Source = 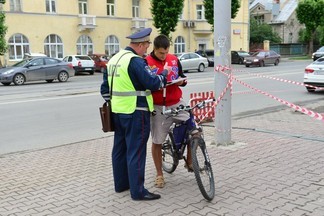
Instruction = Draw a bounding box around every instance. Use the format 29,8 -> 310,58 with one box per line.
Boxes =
214,0 -> 232,145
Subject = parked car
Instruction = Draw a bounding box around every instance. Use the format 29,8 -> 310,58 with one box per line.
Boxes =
312,46 -> 324,61
62,55 -> 95,75
195,49 -> 214,66
0,57 -> 74,86
231,50 -> 250,64
175,52 -> 209,72
244,50 -> 280,67
303,57 -> 324,92
89,54 -> 109,72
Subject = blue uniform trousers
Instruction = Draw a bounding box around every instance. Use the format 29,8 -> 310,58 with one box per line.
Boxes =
112,110 -> 150,199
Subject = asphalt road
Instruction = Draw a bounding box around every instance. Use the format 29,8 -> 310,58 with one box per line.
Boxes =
1,59 -> 323,155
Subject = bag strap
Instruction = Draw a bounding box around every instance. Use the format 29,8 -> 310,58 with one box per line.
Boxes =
109,51 -> 133,99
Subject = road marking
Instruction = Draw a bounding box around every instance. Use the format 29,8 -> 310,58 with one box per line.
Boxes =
0,92 -> 99,105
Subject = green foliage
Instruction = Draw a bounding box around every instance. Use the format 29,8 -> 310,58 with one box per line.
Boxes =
250,18 -> 281,44
204,0 -> 241,31
296,0 -> 324,33
150,0 -> 184,38
296,0 -> 324,54
298,28 -> 311,43
0,12 -> 8,56
318,26 -> 324,45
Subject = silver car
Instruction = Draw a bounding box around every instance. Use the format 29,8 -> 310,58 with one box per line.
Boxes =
0,57 -> 75,86
176,52 -> 209,72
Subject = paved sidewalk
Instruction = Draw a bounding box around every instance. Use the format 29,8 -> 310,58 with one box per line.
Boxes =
1,101 -> 324,216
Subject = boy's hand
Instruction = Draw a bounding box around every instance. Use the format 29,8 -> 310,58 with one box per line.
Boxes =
163,62 -> 172,74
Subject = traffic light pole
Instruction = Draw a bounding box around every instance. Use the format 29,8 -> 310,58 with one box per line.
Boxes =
214,0 -> 232,145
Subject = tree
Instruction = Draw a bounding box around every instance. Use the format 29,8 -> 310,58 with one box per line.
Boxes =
298,27 -> 324,46
203,0 -> 241,31
296,0 -> 324,55
150,0 -> 184,38
249,18 -> 281,46
0,11 -> 8,67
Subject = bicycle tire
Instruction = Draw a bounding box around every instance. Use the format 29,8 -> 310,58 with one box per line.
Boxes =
162,135 -> 178,173
191,136 -> 215,201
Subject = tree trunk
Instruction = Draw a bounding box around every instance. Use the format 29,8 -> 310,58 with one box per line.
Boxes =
308,30 -> 316,57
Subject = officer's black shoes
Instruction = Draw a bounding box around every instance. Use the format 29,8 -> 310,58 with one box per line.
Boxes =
142,192 -> 161,200
134,192 -> 161,201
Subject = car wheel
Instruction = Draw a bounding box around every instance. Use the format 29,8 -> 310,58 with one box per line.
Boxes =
239,59 -> 243,64
90,70 -> 94,75
259,61 -> 264,67
306,87 -> 316,92
1,82 -> 11,86
46,79 -> 54,83
198,63 -> 205,72
13,74 -> 25,85
58,71 -> 69,82
274,59 -> 279,66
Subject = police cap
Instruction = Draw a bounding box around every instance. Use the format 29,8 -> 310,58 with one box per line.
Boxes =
126,28 -> 152,43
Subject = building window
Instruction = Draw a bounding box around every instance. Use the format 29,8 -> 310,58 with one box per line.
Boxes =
10,0 -> 22,12
254,15 -> 264,24
196,5 -> 205,20
105,35 -> 120,56
132,0 -> 139,18
78,0 -> 87,14
77,35 -> 93,55
44,34 -> 63,59
174,36 -> 185,54
8,33 -> 30,60
46,0 -> 56,13
107,0 -> 115,16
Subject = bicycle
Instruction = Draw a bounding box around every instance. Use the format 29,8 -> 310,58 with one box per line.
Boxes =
161,98 -> 215,201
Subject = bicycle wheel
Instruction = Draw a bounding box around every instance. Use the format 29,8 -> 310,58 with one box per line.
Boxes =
162,135 -> 179,173
191,136 -> 215,201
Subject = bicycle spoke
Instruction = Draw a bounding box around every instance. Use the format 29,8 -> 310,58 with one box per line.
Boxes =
162,136 -> 178,173
191,137 -> 215,201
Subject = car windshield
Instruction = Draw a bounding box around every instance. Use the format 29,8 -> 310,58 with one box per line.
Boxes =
76,56 -> 91,60
12,59 -> 32,67
317,47 -> 324,52
253,52 -> 266,57
314,58 -> 324,64
238,51 -> 250,56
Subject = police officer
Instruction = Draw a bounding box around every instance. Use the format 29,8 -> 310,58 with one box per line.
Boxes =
100,28 -> 170,200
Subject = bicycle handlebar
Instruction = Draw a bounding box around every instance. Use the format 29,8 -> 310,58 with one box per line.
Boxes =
162,98 -> 215,116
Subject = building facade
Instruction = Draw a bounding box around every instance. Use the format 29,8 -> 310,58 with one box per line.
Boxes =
0,0 -> 249,66
249,0 -> 303,44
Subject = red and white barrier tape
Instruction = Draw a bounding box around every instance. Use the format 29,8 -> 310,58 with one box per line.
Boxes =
217,65 -> 324,91
190,65 -> 324,123
232,76 -> 324,122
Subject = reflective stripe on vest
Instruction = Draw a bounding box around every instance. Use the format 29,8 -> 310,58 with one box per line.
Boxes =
107,50 -> 154,114
112,90 -> 151,97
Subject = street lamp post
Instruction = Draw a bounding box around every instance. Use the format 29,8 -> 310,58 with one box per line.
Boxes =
213,0 -> 232,146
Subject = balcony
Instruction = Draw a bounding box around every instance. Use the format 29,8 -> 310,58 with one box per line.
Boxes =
78,14 -> 97,32
131,18 -> 147,30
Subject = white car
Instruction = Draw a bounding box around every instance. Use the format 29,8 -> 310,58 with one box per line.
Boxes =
175,52 -> 209,72
303,57 -> 324,92
63,55 -> 95,75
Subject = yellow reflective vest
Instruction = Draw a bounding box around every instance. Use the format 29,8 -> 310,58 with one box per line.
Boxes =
107,50 -> 154,114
